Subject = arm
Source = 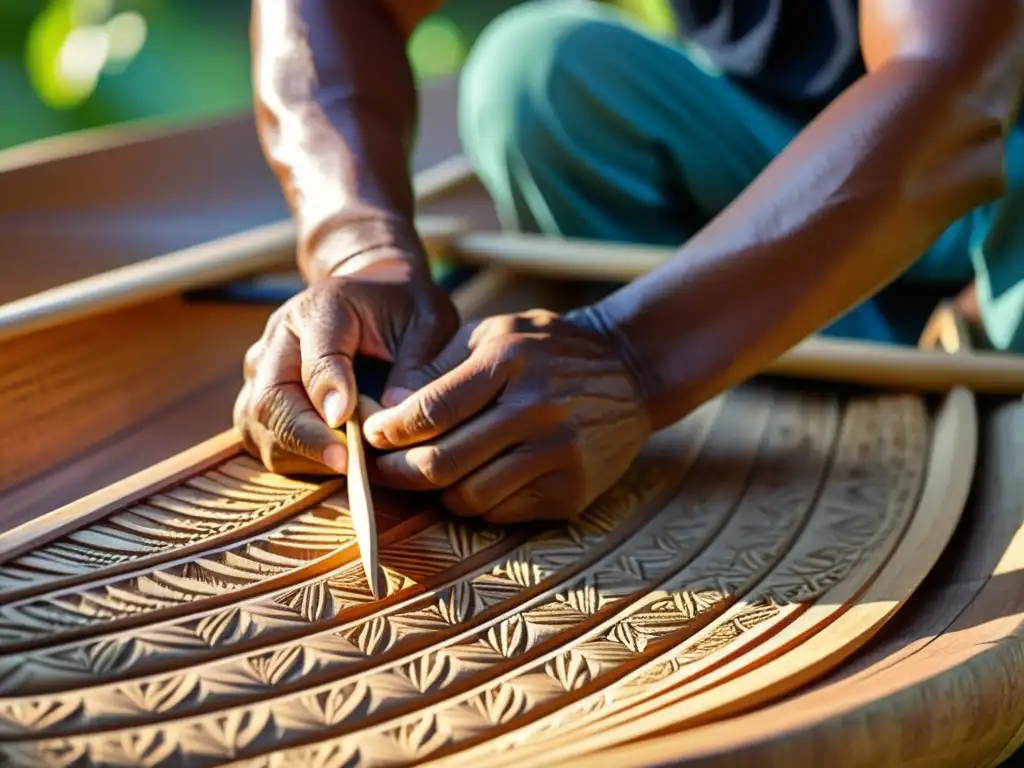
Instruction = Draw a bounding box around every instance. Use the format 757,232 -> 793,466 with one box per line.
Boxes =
236,1 -> 462,479
589,0 -> 1024,429
250,0 -> 444,283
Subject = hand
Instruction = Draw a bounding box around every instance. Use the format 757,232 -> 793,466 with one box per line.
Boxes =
362,309 -> 652,523
234,264 -> 459,476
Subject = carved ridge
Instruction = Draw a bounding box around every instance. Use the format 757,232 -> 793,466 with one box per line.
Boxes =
0,456 -> 338,603
0,396 -> 725,736
0,394 -> 777,764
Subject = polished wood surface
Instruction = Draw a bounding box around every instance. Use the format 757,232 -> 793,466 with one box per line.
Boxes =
3,75 -> 1024,768
0,371 -> 969,767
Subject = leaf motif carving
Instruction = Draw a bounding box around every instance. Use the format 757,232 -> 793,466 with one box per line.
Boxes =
554,582 -> 601,615
483,615 -> 530,658
274,581 -> 337,624
437,581 -> 480,626
118,673 -> 201,714
246,645 -> 305,687
386,714 -> 448,760
464,684 -> 529,725
3,698 -> 83,732
273,682 -> 368,732
196,608 -> 256,646
492,556 -> 546,588
103,729 -> 179,766
185,708 -> 272,758
544,651 -> 594,692
400,652 -> 453,694
445,521 -> 500,560
86,637 -> 143,676
350,616 -> 393,656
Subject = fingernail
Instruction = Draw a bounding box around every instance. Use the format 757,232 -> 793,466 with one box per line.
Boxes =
322,443 -> 348,473
323,390 -> 345,428
382,387 -> 413,408
363,412 -> 390,447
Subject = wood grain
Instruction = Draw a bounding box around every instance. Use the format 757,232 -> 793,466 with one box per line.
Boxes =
2,72 -> 1015,768
0,374 -> 971,768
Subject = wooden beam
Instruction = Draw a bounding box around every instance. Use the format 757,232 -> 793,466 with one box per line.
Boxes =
445,230 -> 668,280
765,336 -> 1024,393
7,202 -> 1024,394
437,229 -> 1024,393
0,162 -> 474,344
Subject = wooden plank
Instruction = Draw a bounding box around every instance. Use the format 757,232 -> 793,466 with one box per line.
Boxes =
0,77 -> 473,303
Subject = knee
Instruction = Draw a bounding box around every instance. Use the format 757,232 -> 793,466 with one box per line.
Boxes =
458,1 -> 625,177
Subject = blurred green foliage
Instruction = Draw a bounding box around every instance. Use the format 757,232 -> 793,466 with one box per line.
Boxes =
0,0 -> 673,150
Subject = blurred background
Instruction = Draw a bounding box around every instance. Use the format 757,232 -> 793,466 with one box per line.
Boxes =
0,0 -> 675,151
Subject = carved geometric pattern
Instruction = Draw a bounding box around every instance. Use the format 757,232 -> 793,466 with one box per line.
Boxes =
0,457 -> 329,599
0,388 -> 956,768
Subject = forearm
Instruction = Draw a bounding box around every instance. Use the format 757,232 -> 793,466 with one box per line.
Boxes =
593,7 -> 1024,430
251,0 -> 424,282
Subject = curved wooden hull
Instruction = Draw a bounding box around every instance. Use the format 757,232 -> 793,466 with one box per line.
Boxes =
2,79 -> 1022,768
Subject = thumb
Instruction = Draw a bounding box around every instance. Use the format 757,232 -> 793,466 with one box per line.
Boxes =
383,321 -> 472,408
299,304 -> 359,429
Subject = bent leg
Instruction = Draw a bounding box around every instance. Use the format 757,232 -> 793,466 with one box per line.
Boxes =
458,0 -> 799,244
970,128 -> 1024,351
458,0 -> 1018,349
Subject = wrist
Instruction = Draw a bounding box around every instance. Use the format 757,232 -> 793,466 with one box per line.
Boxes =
303,213 -> 431,284
564,303 -> 667,431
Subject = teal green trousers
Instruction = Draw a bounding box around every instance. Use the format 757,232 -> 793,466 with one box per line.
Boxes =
457,0 -> 1024,349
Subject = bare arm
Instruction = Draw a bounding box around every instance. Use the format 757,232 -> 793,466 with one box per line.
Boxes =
589,0 -> 1024,429
250,0 -> 443,283
236,1 -> 462,479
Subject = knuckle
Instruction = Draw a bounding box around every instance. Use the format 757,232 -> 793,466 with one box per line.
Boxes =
233,387 -> 251,430
296,283 -> 341,324
266,303 -> 292,333
305,353 -> 343,388
243,341 -> 264,375
250,384 -> 287,429
250,386 -> 306,454
275,415 -> 308,457
413,390 -> 455,433
416,446 -> 460,488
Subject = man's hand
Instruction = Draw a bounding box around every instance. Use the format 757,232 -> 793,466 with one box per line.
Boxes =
234,269 -> 458,476
362,310 -> 651,523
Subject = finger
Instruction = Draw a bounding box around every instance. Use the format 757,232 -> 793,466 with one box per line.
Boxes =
296,299 -> 359,429
440,441 -> 572,517
246,418 -> 346,476
364,347 -> 508,450
234,379 -> 254,438
243,340 -> 264,379
373,404 -> 534,491
382,321 -> 473,408
249,324 -> 348,473
483,473 -> 583,524
250,381 -> 350,473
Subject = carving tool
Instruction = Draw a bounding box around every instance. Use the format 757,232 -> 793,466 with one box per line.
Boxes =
346,355 -> 392,599
345,407 -> 385,599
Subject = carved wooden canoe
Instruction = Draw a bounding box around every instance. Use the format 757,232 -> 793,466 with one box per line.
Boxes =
2,77 -> 1024,768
